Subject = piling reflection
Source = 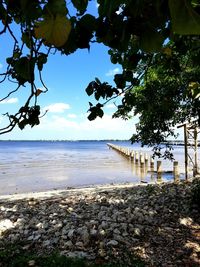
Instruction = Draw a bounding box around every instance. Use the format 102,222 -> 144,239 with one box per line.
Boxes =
174,174 -> 180,183
135,163 -> 140,177
140,165 -> 145,181
157,172 -> 162,183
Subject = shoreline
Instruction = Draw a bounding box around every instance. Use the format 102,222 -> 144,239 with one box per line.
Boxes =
0,182 -> 149,200
0,180 -> 176,201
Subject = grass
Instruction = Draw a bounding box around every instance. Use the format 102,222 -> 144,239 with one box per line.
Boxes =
0,243 -> 145,267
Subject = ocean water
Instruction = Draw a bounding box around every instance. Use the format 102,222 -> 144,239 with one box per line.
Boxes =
0,140 -> 194,195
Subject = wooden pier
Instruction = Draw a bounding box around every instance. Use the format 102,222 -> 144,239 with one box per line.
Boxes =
107,143 -> 181,182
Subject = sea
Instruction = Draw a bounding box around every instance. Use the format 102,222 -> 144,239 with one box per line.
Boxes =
0,140 -> 196,195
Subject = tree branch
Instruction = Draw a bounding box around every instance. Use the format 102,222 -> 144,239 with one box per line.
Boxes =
0,85 -> 21,102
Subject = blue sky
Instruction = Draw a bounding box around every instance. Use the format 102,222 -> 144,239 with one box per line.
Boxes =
0,1 -> 184,141
0,1 -> 139,140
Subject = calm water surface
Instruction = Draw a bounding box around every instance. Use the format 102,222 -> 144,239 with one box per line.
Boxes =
0,140 -> 193,195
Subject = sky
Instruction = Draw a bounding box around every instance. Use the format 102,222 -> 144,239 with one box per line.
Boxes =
0,1 -> 183,141
0,1 -> 138,141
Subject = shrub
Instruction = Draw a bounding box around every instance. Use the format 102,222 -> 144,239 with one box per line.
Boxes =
191,179 -> 200,210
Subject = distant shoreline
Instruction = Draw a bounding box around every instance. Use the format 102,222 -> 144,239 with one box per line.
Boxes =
0,139 -> 130,142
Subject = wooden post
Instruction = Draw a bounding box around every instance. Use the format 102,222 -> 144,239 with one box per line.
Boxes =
135,152 -> 139,163
140,153 -> 145,168
157,161 -> 162,182
130,151 -> 134,161
145,153 -> 148,164
173,161 -> 179,175
157,161 -> 162,174
184,124 -> 188,180
150,157 -> 154,173
194,126 -> 198,176
173,161 -> 179,182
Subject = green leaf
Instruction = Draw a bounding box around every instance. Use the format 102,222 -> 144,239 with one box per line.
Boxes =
140,30 -> 164,53
188,82 -> 200,99
88,111 -> 97,121
114,74 -> 126,89
13,57 -> 35,82
21,32 -> 31,49
169,0 -> 200,34
85,83 -> 94,96
19,0 -> 42,22
97,108 -> 104,118
18,119 -> 27,130
44,0 -> 68,16
71,0 -> 88,15
123,70 -> 133,82
97,0 -> 122,18
62,26 -> 78,55
95,77 -> 101,84
6,57 -> 13,64
79,14 -> 96,31
0,3 -> 7,21
34,15 -> 71,47
37,53 -> 48,71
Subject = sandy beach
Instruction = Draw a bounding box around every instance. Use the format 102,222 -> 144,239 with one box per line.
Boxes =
0,182 -> 142,201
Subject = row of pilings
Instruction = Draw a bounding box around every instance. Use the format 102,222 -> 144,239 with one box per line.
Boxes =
107,143 -> 180,181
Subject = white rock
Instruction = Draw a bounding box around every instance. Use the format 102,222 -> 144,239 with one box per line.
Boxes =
75,241 -> 84,248
28,260 -> 36,266
81,230 -> 90,244
133,227 -> 141,236
34,234 -> 41,240
65,240 -> 73,248
27,235 -> 34,241
99,229 -> 106,236
43,240 -> 51,246
179,217 -> 193,226
68,229 -> 75,239
66,251 -> 88,258
0,219 -> 14,231
90,229 -> 97,236
113,228 -> 121,235
98,249 -> 106,257
36,222 -> 43,229
107,240 -> 119,246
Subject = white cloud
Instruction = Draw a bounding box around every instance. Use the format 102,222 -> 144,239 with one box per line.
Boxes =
106,68 -> 120,77
105,103 -> 116,109
51,115 -> 79,129
96,2 -> 99,8
0,112 -> 139,140
0,98 -> 18,104
38,114 -> 137,137
43,103 -> 70,113
80,114 -> 127,131
67,113 -> 77,118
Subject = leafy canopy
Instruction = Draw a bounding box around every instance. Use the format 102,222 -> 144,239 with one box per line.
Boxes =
0,0 -> 200,156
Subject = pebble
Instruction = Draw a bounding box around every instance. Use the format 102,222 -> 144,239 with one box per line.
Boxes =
107,240 -> 119,246
0,179 -> 199,267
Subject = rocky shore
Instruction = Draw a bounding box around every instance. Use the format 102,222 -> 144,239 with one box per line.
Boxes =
0,180 -> 200,266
